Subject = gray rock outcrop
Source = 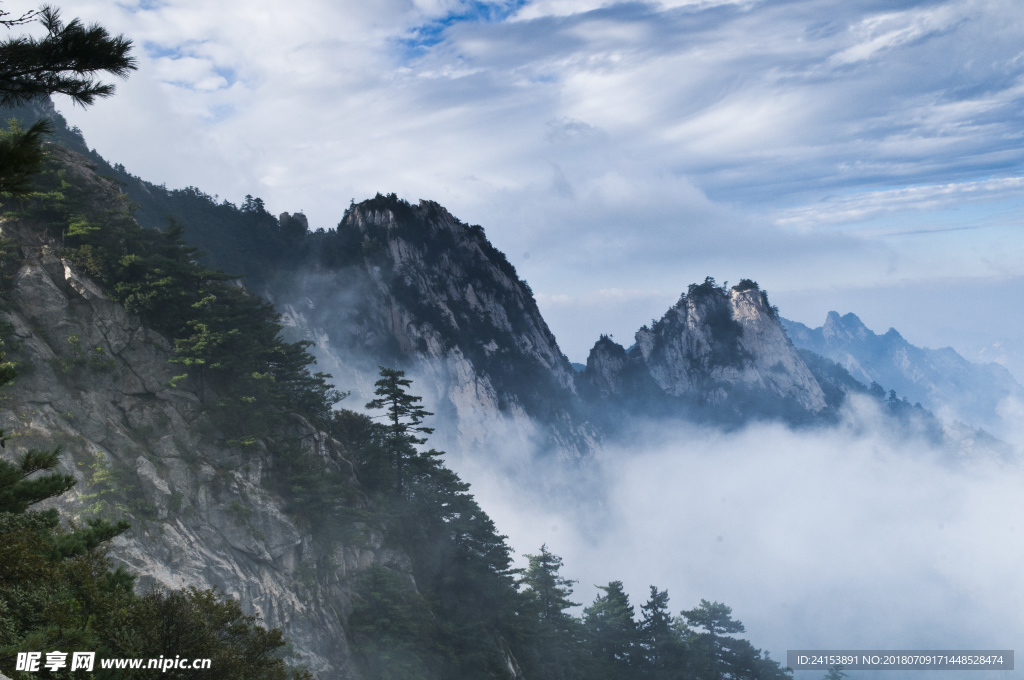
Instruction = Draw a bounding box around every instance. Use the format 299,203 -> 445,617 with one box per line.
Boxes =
580,281 -> 827,419
0,153 -> 409,680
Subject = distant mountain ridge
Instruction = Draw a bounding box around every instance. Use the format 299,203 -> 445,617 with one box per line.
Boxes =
782,312 -> 1024,434
0,99 -> 999,458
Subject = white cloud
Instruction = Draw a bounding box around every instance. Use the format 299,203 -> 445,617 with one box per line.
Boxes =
2,0 -> 1023,360
513,0 -> 757,22
774,177 -> 1024,230
830,3 -> 972,65
455,401 -> 1024,666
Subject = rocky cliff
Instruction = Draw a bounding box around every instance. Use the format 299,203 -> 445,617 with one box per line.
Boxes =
262,195 -> 598,463
579,279 -> 829,423
0,99 -> 845,457
0,149 -> 411,680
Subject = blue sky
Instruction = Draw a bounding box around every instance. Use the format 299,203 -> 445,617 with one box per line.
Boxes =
10,0 -> 1024,374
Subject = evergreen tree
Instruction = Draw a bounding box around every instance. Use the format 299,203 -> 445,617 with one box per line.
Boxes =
638,586 -> 682,679
365,367 -> 434,493
519,545 -> 582,679
0,446 -> 75,513
0,5 -> 136,106
0,118 -> 52,196
0,4 -> 136,197
678,600 -> 791,680
584,581 -> 637,679
0,368 -> 309,678
347,369 -> 525,679
679,599 -> 741,680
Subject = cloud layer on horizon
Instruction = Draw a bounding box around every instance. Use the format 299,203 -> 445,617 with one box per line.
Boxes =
455,400 -> 1024,679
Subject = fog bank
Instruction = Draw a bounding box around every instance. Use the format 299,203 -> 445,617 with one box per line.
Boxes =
453,397 -> 1024,679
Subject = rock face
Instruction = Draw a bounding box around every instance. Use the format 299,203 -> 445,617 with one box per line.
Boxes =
579,281 -> 828,421
266,195 -> 597,463
782,311 -> 1024,434
0,158 -> 409,680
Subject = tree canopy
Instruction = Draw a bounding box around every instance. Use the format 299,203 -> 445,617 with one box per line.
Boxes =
0,5 -> 136,107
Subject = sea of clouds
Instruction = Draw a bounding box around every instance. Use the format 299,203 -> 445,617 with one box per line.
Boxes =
452,395 -> 1024,680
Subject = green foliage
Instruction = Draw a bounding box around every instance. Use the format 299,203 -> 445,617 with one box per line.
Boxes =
0,109 -> 796,680
365,367 -> 434,493
0,118 -> 52,196
49,333 -> 114,376
10,157 -> 341,438
638,586 -> 682,679
334,371 -> 794,680
341,370 -> 524,679
584,581 -> 637,679
97,587 -> 312,680
518,545 -> 583,679
268,437 -> 365,541
0,6 -> 137,107
0,445 -> 309,679
348,565 -> 440,680
0,446 -> 75,513
678,600 -> 792,680
76,450 -> 155,519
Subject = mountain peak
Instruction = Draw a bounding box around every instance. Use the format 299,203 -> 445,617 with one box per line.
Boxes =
822,311 -> 871,341
580,277 -> 828,419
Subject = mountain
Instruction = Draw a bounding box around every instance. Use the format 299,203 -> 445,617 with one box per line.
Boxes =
782,312 -> 1024,434
578,279 -> 829,424
0,100 -> 943,454
0,146 -> 381,678
263,195 -> 598,463
0,102 -> 803,680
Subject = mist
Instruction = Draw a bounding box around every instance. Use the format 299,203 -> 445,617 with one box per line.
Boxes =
270,233 -> 1024,679
450,395 -> 1024,680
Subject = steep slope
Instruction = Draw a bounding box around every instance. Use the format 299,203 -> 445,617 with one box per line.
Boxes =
0,148 -> 411,680
6,101 -> 597,462
4,100 -> 983,448
0,128 -> 804,680
782,312 -> 1024,433
580,279 -> 828,423
256,195 -> 598,463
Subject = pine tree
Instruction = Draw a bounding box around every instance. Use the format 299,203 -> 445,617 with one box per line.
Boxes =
0,117 -> 52,196
584,581 -> 637,679
519,544 -> 582,679
0,4 -> 136,196
638,586 -> 681,679
0,5 -> 136,106
678,600 -> 792,680
366,367 -> 434,492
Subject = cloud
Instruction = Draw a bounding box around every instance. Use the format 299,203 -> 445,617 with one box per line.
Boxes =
5,0 -> 1024,664
830,3 -> 972,65
5,0 -> 1024,362
774,176 -> 1024,231
512,0 -> 757,22
454,400 -> 1024,674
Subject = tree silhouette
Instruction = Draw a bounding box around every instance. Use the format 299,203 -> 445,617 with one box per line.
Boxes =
366,367 -> 434,492
0,5 -> 136,107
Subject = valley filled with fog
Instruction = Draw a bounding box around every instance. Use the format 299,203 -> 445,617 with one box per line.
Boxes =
453,395 -> 1023,680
